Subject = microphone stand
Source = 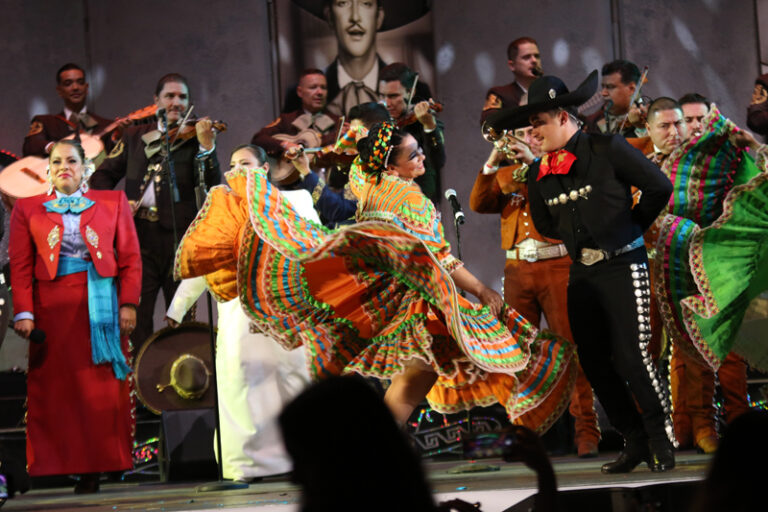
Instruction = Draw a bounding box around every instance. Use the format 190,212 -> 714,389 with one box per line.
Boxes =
447,198 -> 465,298
453,214 -> 463,267
452,213 -> 472,435
445,193 -> 471,435
159,110 -> 243,490
158,110 -> 180,249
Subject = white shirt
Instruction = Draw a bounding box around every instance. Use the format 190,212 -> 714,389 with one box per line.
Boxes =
63,106 -> 87,122
337,59 -> 379,92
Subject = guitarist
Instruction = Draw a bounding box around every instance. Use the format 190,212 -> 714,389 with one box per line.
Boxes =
90,73 -> 221,356
22,63 -> 116,157
251,69 -> 341,161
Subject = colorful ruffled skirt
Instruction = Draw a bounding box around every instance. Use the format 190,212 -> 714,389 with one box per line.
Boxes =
672,172 -> 768,371
651,109 -> 768,371
176,169 -> 576,432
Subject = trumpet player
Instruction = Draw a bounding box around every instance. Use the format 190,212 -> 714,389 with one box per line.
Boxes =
470,126 -> 601,458
481,36 -> 543,123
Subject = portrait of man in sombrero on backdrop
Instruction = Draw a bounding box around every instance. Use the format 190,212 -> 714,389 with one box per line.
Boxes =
275,0 -> 435,117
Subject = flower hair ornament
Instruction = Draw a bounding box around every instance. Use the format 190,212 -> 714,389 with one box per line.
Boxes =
365,121 -> 395,174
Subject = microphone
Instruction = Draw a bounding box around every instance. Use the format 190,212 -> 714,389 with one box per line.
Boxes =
157,108 -> 169,137
444,189 -> 465,225
30,328 -> 45,344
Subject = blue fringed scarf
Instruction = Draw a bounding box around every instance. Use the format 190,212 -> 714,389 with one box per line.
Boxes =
57,256 -> 131,380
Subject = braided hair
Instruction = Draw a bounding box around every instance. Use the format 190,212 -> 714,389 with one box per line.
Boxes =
355,121 -> 406,181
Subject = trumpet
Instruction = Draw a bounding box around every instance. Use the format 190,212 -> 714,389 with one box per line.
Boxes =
481,122 -> 530,164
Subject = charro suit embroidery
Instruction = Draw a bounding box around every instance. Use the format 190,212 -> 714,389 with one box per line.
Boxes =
47,226 -> 60,249
85,225 -> 99,248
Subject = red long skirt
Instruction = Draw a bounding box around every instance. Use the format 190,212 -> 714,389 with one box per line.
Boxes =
26,271 -> 133,476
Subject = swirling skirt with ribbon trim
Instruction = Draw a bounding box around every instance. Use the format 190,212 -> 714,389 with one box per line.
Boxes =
652,172 -> 768,371
230,170 -> 576,432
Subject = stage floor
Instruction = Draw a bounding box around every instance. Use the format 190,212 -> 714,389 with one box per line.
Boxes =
2,451 -> 711,512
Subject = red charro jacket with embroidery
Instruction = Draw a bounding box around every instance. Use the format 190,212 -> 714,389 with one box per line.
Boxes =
9,189 -> 142,314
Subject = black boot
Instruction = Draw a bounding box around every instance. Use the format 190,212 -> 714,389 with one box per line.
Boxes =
601,439 -> 650,474
648,438 -> 675,472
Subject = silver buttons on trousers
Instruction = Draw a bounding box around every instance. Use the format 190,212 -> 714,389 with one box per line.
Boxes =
629,262 -> 677,446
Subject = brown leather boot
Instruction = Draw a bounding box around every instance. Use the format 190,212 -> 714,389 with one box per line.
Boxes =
696,435 -> 718,454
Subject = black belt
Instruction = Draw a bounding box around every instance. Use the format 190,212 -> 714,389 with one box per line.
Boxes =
578,236 -> 644,266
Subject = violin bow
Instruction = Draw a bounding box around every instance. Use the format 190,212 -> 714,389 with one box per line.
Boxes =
404,73 -> 420,114
169,104 -> 195,148
334,115 -> 346,145
618,66 -> 649,134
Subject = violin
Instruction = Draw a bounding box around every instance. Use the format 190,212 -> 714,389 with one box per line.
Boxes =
141,115 -> 227,160
396,99 -> 443,128
167,118 -> 228,145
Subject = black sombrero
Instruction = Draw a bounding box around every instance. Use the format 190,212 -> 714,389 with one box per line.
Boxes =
134,322 -> 216,414
292,0 -> 431,31
486,70 -> 599,132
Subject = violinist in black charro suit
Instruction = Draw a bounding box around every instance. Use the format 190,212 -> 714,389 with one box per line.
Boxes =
379,63 -> 444,204
90,73 -> 221,355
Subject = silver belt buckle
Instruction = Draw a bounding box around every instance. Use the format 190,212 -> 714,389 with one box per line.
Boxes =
520,248 -> 538,262
579,248 -> 605,266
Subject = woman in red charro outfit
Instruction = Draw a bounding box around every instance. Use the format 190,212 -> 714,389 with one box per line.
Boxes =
9,140 -> 141,493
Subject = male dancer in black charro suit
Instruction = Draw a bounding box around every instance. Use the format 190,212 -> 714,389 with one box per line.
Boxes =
90,73 -> 220,355
487,71 -> 675,473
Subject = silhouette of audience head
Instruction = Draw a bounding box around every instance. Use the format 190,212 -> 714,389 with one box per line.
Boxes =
279,375 -> 438,512
689,409 -> 768,512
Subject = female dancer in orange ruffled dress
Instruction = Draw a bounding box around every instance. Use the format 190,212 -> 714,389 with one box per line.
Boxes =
176,122 -> 576,430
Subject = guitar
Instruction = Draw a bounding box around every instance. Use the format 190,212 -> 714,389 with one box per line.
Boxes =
270,129 -> 323,185
0,105 -> 157,203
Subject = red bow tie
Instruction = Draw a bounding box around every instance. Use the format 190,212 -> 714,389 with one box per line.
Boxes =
537,149 -> 577,181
